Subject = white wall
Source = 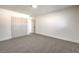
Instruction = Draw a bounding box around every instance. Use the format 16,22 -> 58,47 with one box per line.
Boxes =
0,14 -> 11,41
35,6 -> 79,43
27,19 -> 32,34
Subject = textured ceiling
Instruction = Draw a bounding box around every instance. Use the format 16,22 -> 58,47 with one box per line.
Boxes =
0,5 -> 72,17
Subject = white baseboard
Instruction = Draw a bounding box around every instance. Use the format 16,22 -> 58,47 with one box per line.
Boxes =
0,32 -> 79,44
0,36 -> 12,41
35,32 -> 79,44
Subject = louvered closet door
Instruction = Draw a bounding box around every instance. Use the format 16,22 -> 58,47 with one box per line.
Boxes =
11,16 -> 27,38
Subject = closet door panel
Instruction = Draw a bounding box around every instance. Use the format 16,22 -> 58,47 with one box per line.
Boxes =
11,16 -> 27,38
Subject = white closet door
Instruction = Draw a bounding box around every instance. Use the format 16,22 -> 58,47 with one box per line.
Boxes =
11,16 -> 27,38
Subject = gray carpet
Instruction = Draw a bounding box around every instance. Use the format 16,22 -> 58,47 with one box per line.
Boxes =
0,33 -> 79,53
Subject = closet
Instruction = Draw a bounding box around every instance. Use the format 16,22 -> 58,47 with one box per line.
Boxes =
11,16 -> 28,38
0,9 -> 32,41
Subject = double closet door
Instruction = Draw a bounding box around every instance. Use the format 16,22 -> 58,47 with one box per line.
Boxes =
11,16 -> 28,38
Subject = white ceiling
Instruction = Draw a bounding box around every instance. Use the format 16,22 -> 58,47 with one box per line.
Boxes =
0,5 -> 72,17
